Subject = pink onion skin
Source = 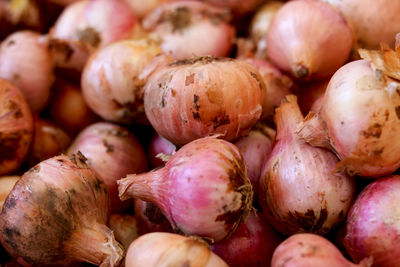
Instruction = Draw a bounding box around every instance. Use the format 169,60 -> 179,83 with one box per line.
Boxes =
118,136 -> 253,242
68,122 -> 148,213
297,60 -> 400,177
234,124 -> 275,200
343,175 -> 400,267
0,176 -> 19,212
200,0 -> 264,16
0,79 -> 33,176
0,31 -> 54,112
144,56 -> 265,146
0,154 -> 124,266
266,0 -> 353,80
272,233 -> 372,267
142,1 -> 235,60
133,199 -> 173,235
123,0 -> 177,19
81,38 -> 162,124
148,132 -> 176,168
211,212 -> 282,267
297,79 -> 328,115
322,0 -> 400,49
259,95 -> 355,236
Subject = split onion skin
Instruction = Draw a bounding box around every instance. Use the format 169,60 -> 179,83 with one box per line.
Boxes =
0,79 -> 33,176
144,56 -> 266,146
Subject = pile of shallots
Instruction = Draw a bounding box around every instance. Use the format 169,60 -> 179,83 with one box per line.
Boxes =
1,0 -> 400,266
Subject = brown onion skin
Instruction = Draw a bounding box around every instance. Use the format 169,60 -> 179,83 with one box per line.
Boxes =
272,233 -> 372,267
259,95 -> 355,236
0,79 -> 33,176
144,56 -> 265,146
142,1 -> 235,60
81,38 -> 162,124
322,0 -> 400,49
133,199 -> 173,235
266,0 -> 353,80
211,212 -> 282,267
343,175 -> 400,267
0,154 -> 124,266
108,214 -> 139,250
49,80 -> 98,137
0,176 -> 19,212
68,122 -> 148,213
148,132 -> 176,168
0,31 -> 54,112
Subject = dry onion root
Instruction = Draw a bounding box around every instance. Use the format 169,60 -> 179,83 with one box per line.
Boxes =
0,153 -> 124,266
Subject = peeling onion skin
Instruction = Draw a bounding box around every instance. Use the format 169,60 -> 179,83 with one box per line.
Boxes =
211,212 -> 282,267
133,199 -> 173,235
142,1 -> 235,60
0,154 -> 124,266
266,0 -> 353,80
343,175 -> 400,267
272,233 -> 373,267
82,38 -> 162,124
322,0 -> 400,49
0,79 -> 33,176
68,122 -> 148,213
143,56 -> 266,146
259,95 -> 355,236
0,31 -> 54,112
118,136 -> 253,242
297,60 -> 400,177
125,232 -> 228,267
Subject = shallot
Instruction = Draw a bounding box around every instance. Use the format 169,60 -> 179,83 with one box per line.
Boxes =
134,199 -> 173,234
108,214 -> 139,250
125,232 -> 228,267
148,132 -> 176,168
201,0 -> 264,16
143,56 -> 265,146
0,79 -> 33,176
118,136 -> 253,242
68,122 -> 148,213
267,0 -> 353,80
0,153 -> 124,266
259,95 -> 355,236
297,79 -> 328,115
0,176 -> 19,212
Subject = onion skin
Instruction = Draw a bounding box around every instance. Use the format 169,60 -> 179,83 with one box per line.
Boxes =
133,199 -> 173,235
148,132 -> 176,168
297,60 -> 400,177
259,95 -> 355,236
322,0 -> 400,49
125,232 -> 228,267
118,136 -> 253,242
0,176 -> 19,212
108,214 -> 139,250
343,175 -> 400,267
297,79 -> 328,115
266,0 -> 353,80
142,1 -> 235,60
0,79 -> 33,176
0,31 -> 54,112
272,233 -> 372,267
123,0 -> 176,19
81,38 -> 162,124
144,56 -> 265,146
0,154 -> 124,266
201,0 -> 264,16
68,122 -> 148,213
211,212 -> 282,267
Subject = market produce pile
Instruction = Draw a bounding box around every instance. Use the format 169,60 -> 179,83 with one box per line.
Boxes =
0,0 -> 400,266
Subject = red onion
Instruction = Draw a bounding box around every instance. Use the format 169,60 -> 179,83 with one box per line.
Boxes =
322,0 -> 400,49
133,199 -> 173,234
0,79 -> 33,176
142,1 -> 235,60
272,233 -> 373,267
0,153 -> 124,266
200,0 -> 264,16
0,31 -> 54,112
342,175 -> 400,266
108,214 -> 138,250
234,124 -> 275,200
148,132 -> 177,168
81,38 -> 162,124
49,80 -> 98,137
259,95 -> 355,236
118,136 -> 253,242
297,59 -> 400,177
297,79 -> 328,115
68,122 -> 148,213
125,232 -> 228,267
0,176 -> 19,212
144,56 -> 266,146
267,0 -> 353,80
29,116 -> 71,167
123,0 -> 176,19
211,212 -> 282,266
